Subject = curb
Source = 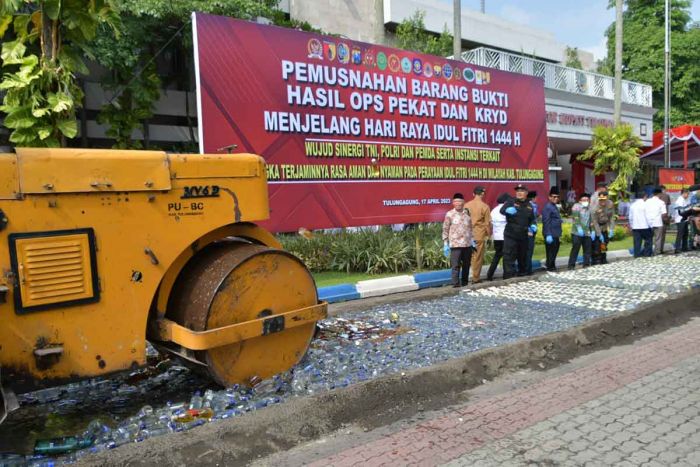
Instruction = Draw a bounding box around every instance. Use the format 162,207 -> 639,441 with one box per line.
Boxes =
317,243 -> 678,303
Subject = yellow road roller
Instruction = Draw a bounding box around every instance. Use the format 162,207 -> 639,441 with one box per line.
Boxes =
0,148 -> 326,422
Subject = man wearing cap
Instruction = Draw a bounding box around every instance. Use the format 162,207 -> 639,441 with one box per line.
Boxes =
465,186 -> 492,284
442,193 -> 475,287
589,181 -> 608,213
541,187 -> 563,271
500,184 -> 536,279
591,190 -> 615,265
568,193 -> 594,269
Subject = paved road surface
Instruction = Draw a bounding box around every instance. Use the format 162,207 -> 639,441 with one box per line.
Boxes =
256,317 -> 700,466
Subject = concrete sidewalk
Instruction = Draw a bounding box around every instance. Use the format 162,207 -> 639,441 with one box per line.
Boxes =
261,318 -> 700,467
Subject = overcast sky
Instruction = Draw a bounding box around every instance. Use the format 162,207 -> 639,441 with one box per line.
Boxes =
460,0 -> 700,62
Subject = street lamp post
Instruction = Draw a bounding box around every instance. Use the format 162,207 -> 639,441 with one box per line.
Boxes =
664,0 -> 671,168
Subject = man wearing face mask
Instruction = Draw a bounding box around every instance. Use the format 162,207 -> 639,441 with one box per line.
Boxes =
500,184 -> 536,279
568,193 -> 594,269
442,193 -> 475,287
591,191 -> 615,265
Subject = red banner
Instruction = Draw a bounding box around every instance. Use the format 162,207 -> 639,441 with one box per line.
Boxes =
659,168 -> 695,193
193,13 -> 549,232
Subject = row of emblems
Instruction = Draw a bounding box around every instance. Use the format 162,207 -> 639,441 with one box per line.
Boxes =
307,38 -> 491,85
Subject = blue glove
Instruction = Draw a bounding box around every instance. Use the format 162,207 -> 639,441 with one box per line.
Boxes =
590,231 -> 596,241
529,224 -> 538,234
471,239 -> 477,248
576,226 -> 584,237
545,235 -> 553,244
599,234 -> 605,243
607,230 -> 613,241
505,206 -> 517,215
443,243 -> 450,258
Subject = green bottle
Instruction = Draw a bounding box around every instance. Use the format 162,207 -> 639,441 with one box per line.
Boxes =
34,436 -> 94,455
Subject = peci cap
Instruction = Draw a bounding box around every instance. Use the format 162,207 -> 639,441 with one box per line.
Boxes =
599,191 -> 609,197
496,193 -> 511,204
549,186 -> 560,196
473,186 -> 486,195
527,190 -> 537,199
596,181 -> 608,188
579,192 -> 591,200
514,183 -> 528,192
653,187 -> 663,195
453,192 -> 464,200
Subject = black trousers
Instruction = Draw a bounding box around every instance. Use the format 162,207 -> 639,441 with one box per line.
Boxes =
568,235 -> 592,268
632,228 -> 653,257
487,240 -> 504,280
592,230 -> 609,265
450,247 -> 473,286
675,221 -> 689,252
544,237 -> 560,271
525,235 -> 535,274
503,235 -> 528,279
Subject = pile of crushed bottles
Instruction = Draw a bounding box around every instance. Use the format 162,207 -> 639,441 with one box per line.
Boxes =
2,252 -> 699,465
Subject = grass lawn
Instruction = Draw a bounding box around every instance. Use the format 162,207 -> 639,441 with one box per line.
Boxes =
312,235 -> 643,288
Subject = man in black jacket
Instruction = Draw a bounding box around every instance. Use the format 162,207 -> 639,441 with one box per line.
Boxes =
500,184 -> 536,279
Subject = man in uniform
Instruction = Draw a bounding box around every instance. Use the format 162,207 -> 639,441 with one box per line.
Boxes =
465,186 -> 492,284
442,193 -> 475,287
591,191 -> 615,265
568,193 -> 594,269
500,184 -> 536,279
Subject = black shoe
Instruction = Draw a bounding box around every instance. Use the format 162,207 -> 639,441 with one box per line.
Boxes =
452,284 -> 461,288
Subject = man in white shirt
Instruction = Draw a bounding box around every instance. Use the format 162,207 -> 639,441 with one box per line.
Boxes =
629,192 -> 652,257
486,193 -> 509,281
646,188 -> 667,255
674,188 -> 691,253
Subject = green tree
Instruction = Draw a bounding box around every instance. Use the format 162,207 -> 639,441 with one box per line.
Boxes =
395,10 -> 453,57
565,46 -> 583,69
0,1 -> 119,147
91,0 -> 316,149
579,124 -> 643,195
602,0 -> 700,129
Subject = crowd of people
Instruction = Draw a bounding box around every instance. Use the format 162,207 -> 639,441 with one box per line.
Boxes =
442,182 -> 700,288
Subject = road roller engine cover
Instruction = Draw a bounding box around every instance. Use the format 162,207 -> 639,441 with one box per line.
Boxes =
0,148 -> 327,422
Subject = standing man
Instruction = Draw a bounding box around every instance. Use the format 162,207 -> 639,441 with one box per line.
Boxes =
568,193 -> 594,269
500,184 -> 536,279
646,188 -> 666,255
541,187 -> 563,272
591,191 -> 615,265
674,188 -> 691,253
658,185 -> 672,250
487,193 -> 510,281
442,193 -> 475,287
629,192 -> 652,257
590,181 -> 608,210
525,191 -> 540,275
465,186 -> 492,284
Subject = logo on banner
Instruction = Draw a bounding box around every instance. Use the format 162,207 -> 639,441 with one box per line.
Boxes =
423,62 -> 433,77
351,47 -> 362,65
388,54 -> 400,72
476,70 -> 491,85
363,50 -> 376,67
376,51 -> 387,70
433,64 -> 442,78
453,67 -> 462,80
413,58 -> 423,75
307,39 -> 323,59
401,57 -> 411,73
443,63 -> 453,80
323,41 -> 336,61
337,43 -> 350,64
463,67 -> 476,82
